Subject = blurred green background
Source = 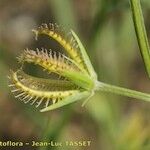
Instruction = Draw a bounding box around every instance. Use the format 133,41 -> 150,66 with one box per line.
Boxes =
0,0 -> 150,150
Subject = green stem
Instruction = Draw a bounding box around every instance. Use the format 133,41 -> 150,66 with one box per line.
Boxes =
130,0 -> 150,77
97,81 -> 150,102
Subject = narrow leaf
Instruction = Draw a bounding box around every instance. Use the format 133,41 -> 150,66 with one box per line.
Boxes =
71,30 -> 97,79
130,0 -> 150,77
40,91 -> 90,112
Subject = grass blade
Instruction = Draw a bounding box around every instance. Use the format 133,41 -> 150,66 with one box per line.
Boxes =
130,0 -> 150,77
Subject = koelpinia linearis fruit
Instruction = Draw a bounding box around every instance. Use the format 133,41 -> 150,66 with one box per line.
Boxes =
8,23 -> 150,112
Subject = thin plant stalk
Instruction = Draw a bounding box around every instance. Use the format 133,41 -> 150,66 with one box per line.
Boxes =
97,81 -> 150,102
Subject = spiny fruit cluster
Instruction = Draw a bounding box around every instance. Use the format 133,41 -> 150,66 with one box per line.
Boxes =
8,23 -> 97,112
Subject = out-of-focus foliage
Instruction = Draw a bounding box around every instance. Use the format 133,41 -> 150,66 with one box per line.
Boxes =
0,0 -> 149,150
